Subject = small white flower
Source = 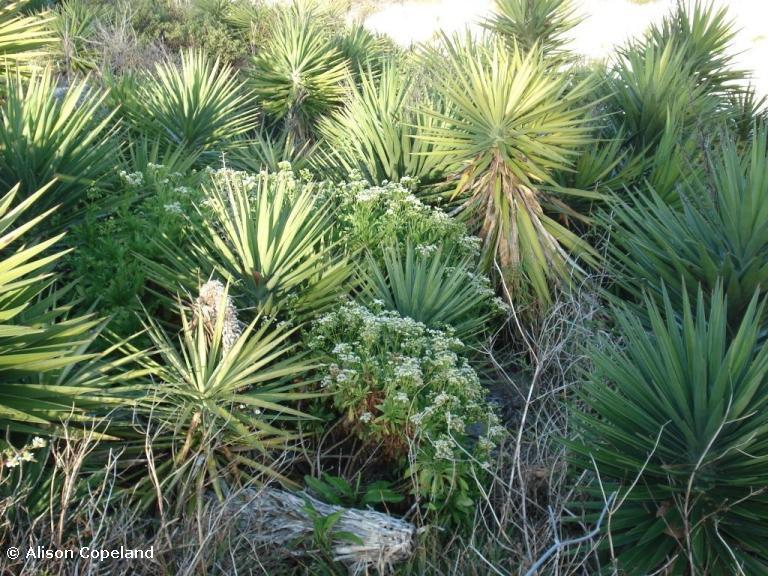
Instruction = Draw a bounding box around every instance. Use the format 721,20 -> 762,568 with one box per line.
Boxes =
31,437 -> 46,449
433,437 -> 454,460
119,170 -> 144,187
4,455 -> 20,468
415,244 -> 438,257
360,411 -> 373,424
164,202 -> 183,215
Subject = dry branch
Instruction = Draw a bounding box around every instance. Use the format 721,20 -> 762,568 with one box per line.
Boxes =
226,487 -> 415,574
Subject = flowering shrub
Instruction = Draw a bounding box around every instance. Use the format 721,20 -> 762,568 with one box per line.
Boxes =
308,301 -> 505,525
323,175 -> 508,341
70,162 -> 205,336
325,175 -> 482,262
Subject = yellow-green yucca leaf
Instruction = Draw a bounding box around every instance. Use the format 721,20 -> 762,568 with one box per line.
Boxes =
249,1 -> 348,139
0,68 -> 118,220
640,0 -> 743,97
229,126 -> 317,173
122,49 -> 258,152
360,242 -> 498,342
129,287 -> 319,503
51,0 -> 103,75
0,0 -> 56,78
566,285 -> 768,574
144,169 -> 352,320
420,33 -> 599,306
483,0 -> 581,57
315,64 -> 445,186
0,183 -> 136,436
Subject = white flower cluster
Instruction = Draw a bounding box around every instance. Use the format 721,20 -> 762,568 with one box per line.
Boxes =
164,202 -> 183,215
2,437 -> 46,469
432,436 -> 455,460
394,356 -> 423,385
415,243 -> 439,257
119,170 -> 144,187
312,301 -> 504,467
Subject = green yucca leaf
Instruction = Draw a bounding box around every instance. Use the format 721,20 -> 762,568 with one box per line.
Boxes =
640,0 -> 743,97
360,242 -> 499,342
0,0 -> 56,78
51,0 -> 102,75
126,285 -> 317,504
0,69 -> 118,223
121,49 -> 258,152
334,21 -> 395,79
0,183 -> 137,436
567,285 -> 768,573
315,64 -> 445,185
609,40 -> 717,152
483,0 -> 581,57
420,33 -> 598,306
229,126 -> 317,173
249,1 -> 349,140
606,127 -> 768,330
144,168 -> 352,320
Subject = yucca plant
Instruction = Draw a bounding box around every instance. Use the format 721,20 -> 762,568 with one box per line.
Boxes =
608,41 -> 716,153
315,65 -> 445,185
51,0 -> 101,77
0,0 -> 55,79
725,85 -> 767,144
0,69 -> 117,221
249,1 -> 348,141
420,34 -> 598,306
120,49 -> 258,153
334,22 -> 394,78
360,243 -> 499,342
0,182 -> 132,436
127,282 -> 317,505
229,126 -> 316,174
482,0 -> 581,57
145,168 -> 352,320
567,286 -> 768,574
640,0 -> 742,98
606,128 -> 768,331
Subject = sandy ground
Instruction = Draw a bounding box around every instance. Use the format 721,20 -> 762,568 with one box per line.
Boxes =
362,0 -> 768,95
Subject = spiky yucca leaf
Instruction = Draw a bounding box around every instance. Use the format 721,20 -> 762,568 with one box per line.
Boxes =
0,0 -> 55,78
421,34 -> 598,306
609,41 -> 716,152
606,128 -> 768,330
315,65 -> 445,185
0,183 -> 134,436
567,286 -> 768,574
0,69 -> 117,220
145,168 -> 352,320
249,2 -> 348,140
229,127 -> 316,174
483,0 -> 581,56
122,49 -> 258,152
51,0 -> 101,75
360,243 -> 498,342
334,22 -> 394,78
129,286 -> 317,503
641,0 -> 742,97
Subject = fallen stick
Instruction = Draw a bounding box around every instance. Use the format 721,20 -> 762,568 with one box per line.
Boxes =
227,487 -> 416,574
